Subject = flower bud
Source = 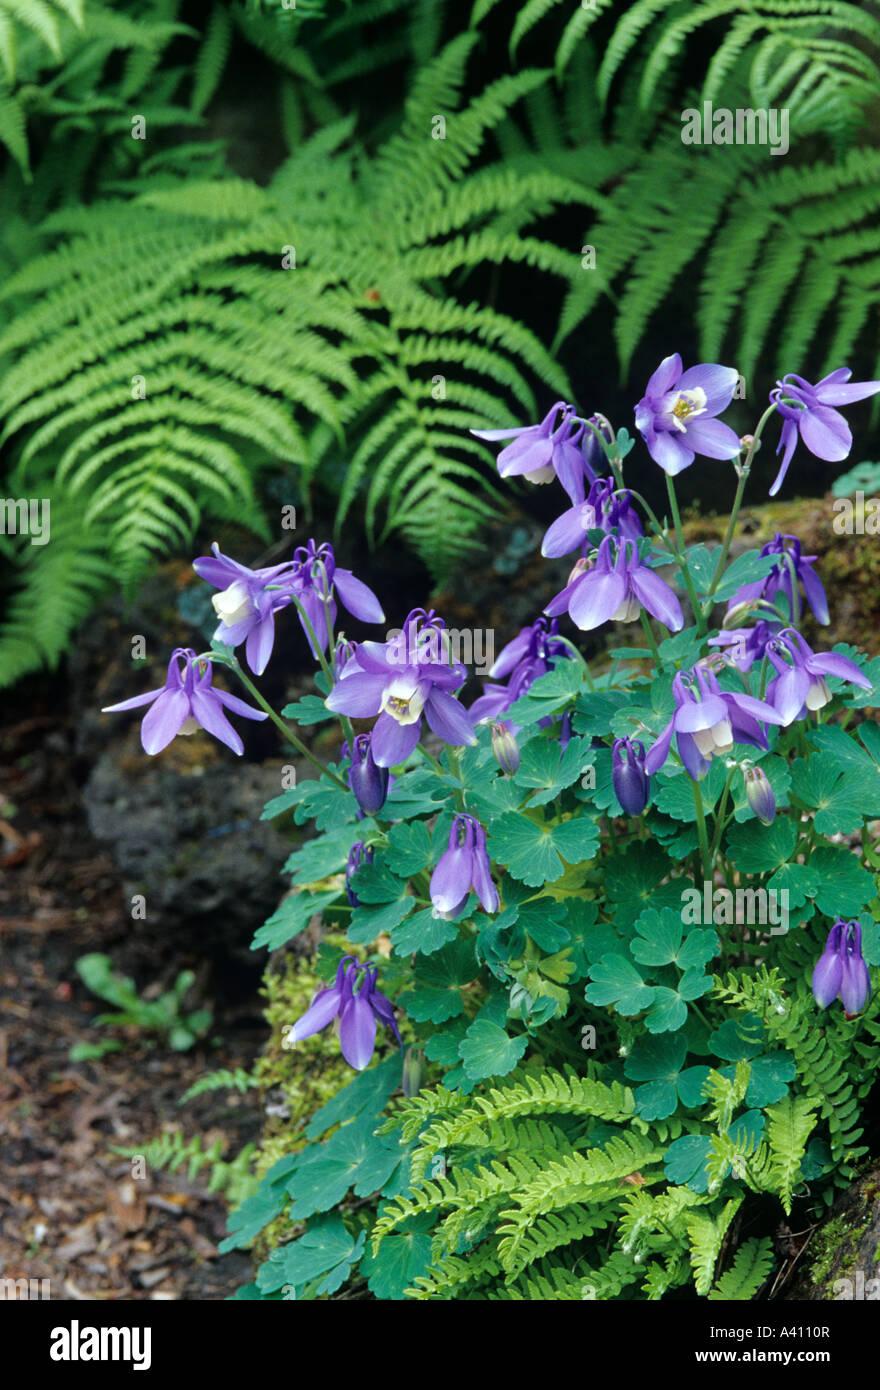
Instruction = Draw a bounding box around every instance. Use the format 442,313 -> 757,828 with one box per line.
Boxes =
744,765 -> 775,825
347,733 -> 389,815
491,721 -> 520,776
611,738 -> 648,816
345,842 -> 373,907
402,1047 -> 426,1098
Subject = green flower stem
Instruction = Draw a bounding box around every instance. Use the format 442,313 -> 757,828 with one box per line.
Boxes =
639,610 -> 662,664
691,778 -> 712,881
665,474 -> 706,636
709,768 -> 736,862
229,661 -> 349,790
700,403 -> 779,620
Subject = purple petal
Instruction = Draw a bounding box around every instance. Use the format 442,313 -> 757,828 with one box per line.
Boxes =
339,993 -> 377,1070
430,846 -> 473,916
542,504 -> 595,558
840,956 -> 871,1015
424,689 -> 477,747
290,985 -> 342,1042
799,564 -> 829,625
769,419 -> 798,497
684,417 -> 742,460
647,430 -> 694,476
246,612 -> 276,676
471,424 -> 530,441
677,363 -> 739,415
645,353 -> 682,397
799,406 -> 851,463
567,570 -> 627,631
191,688 -> 245,755
674,695 -> 728,733
814,378 -> 880,406
102,686 -> 164,713
809,652 -> 872,689
213,688 -> 269,720
140,689 -> 191,755
644,718 -> 675,775
370,713 -> 422,767
490,629 -> 533,679
769,668 -> 811,725
812,949 -> 843,1009
728,691 -> 785,726
497,435 -> 553,478
628,565 -> 683,632
325,671 -> 387,717
677,731 -> 710,780
334,569 -> 385,624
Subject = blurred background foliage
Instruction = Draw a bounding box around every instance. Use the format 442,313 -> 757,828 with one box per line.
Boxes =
1,0 -> 879,686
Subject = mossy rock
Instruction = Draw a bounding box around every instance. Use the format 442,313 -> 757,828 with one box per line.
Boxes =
786,1165 -> 880,1300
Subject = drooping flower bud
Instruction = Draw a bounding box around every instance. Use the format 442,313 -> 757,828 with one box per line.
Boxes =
611,738 -> 648,816
402,1047 -> 426,1098
345,842 -> 373,907
347,733 -> 389,815
491,721 -> 520,776
744,765 -> 776,825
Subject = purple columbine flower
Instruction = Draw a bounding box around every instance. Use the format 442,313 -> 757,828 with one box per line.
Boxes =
542,478 -> 643,559
469,616 -> 569,727
634,354 -> 741,476
765,628 -> 872,725
430,814 -> 498,918
769,369 -> 880,496
193,543 -> 300,676
345,842 -> 373,906
724,534 -> 828,626
612,738 -> 649,815
645,663 -> 783,780
325,608 -> 475,767
545,536 -> 683,633
471,402 -> 591,503
289,540 -> 385,656
744,765 -> 776,825
346,732 -> 390,815
288,956 -> 401,1071
101,648 -> 267,756
813,920 -> 871,1015
708,621 -> 776,673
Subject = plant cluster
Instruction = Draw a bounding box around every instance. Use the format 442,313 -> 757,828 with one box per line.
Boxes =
102,348 -> 880,1300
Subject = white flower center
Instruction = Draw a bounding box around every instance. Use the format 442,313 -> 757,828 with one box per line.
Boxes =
380,676 -> 426,726
178,716 -> 200,736
212,580 -> 252,626
806,676 -> 831,711
670,387 -> 707,432
693,718 -> 734,758
612,595 -> 641,623
524,464 -> 556,485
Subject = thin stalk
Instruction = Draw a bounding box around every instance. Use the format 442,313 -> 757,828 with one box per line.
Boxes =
666,474 -> 706,636
692,778 -> 712,882
230,662 -> 349,789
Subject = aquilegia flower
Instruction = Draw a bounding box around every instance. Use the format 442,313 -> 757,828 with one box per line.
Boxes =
545,536 -> 683,633
724,533 -> 828,626
491,721 -> 520,775
289,539 -> 385,656
193,544 -> 300,676
708,621 -> 776,673
102,648 -> 267,755
469,616 -> 569,727
542,477 -> 642,558
430,814 -> 498,918
612,738 -> 649,816
645,664 -> 783,780
769,369 -> 880,497
288,956 -> 400,1070
471,402 -> 591,502
635,354 -> 741,475
346,732 -> 389,815
345,842 -> 373,906
765,628 -> 872,725
813,920 -> 871,1015
326,609 -> 474,766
